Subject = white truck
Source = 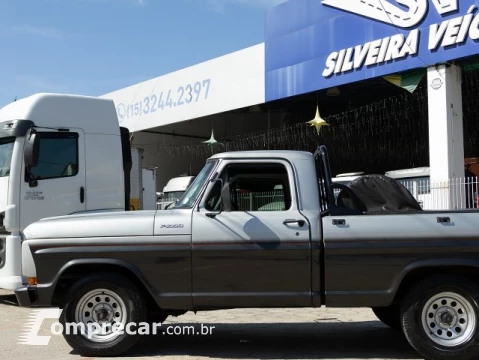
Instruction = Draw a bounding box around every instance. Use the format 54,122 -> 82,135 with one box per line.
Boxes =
157,174 -> 195,210
0,93 -> 140,290
14,145 -> 479,360
130,148 -> 157,211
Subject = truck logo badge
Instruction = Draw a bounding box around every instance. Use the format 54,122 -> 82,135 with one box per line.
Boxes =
160,224 -> 184,229
321,0 -> 457,29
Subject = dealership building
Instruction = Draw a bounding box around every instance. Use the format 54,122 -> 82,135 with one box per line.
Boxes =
101,0 -> 479,207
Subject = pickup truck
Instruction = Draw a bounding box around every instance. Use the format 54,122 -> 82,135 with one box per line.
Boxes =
14,145 -> 479,360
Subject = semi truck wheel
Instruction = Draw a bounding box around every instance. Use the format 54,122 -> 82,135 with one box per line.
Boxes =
400,275 -> 479,360
59,273 -> 147,357
372,305 -> 401,330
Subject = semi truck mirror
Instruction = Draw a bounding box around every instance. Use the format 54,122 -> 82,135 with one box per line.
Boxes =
24,130 -> 40,168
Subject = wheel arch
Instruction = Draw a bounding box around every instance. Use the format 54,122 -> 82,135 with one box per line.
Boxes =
51,259 -> 160,315
391,259 -> 479,305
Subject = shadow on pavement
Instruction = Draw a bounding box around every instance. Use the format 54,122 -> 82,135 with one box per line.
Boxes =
0,293 -> 18,307
82,321 -> 420,359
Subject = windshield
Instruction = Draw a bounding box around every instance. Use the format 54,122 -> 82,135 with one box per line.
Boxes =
161,191 -> 186,202
172,160 -> 217,209
0,137 -> 15,177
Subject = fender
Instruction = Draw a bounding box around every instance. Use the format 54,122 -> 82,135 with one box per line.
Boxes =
390,258 -> 479,298
43,258 -> 155,305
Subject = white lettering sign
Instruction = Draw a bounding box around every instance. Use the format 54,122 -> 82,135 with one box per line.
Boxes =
321,1 -> 477,79
322,30 -> 419,77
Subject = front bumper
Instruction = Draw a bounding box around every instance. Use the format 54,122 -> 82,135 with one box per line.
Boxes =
15,284 -> 54,308
15,285 -> 36,307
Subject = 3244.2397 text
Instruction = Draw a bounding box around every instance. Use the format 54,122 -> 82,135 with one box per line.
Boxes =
126,78 -> 211,117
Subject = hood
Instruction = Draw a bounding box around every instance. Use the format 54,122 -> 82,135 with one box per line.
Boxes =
23,210 -> 157,240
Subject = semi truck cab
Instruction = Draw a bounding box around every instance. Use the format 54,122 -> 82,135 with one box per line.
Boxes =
0,93 -> 132,290
157,174 -> 196,210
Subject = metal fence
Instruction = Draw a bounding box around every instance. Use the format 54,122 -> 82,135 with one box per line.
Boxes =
330,177 -> 479,211
236,190 -> 285,211
157,177 -> 479,212
398,177 -> 479,210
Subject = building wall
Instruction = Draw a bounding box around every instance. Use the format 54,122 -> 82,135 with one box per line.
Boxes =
101,43 -> 265,133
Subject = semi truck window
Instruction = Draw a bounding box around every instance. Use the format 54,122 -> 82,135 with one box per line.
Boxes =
0,137 -> 15,177
26,132 -> 79,181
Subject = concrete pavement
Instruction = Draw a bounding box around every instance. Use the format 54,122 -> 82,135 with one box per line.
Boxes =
0,289 -> 420,359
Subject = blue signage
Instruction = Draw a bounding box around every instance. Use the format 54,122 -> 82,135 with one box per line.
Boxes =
265,0 -> 479,101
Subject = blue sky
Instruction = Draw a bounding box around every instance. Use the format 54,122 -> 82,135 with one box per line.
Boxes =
5,0 -> 286,108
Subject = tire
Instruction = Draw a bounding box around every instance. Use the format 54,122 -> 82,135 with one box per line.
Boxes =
372,305 -> 401,330
400,275 -> 479,360
59,273 -> 147,357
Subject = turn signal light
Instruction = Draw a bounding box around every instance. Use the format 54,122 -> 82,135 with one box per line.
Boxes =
27,277 -> 37,285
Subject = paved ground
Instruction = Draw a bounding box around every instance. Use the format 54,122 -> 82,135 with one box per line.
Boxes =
0,289 -> 420,360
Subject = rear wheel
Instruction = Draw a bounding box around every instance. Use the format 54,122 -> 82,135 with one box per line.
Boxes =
400,275 -> 479,360
59,273 -> 147,357
372,305 -> 401,330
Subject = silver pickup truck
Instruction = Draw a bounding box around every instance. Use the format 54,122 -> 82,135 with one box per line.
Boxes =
14,145 -> 479,360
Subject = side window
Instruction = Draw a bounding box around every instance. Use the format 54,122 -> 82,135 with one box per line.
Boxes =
204,163 -> 292,212
25,132 -> 79,181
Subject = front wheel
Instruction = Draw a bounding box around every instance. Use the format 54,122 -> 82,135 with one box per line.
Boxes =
59,273 -> 147,357
401,275 -> 479,360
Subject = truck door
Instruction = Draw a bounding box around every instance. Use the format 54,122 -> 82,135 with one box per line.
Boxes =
19,129 -> 86,230
191,159 -> 311,309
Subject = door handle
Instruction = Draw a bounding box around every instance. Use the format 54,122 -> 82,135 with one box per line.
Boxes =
332,219 -> 346,226
283,219 -> 305,227
437,216 -> 450,223
80,187 -> 85,204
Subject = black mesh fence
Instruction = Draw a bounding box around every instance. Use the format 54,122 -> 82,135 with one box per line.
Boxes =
138,67 -> 479,176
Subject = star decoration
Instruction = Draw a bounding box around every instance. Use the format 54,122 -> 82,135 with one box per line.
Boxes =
307,105 -> 329,135
203,130 -> 222,153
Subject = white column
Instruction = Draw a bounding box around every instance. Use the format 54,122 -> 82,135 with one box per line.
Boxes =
427,64 -> 464,209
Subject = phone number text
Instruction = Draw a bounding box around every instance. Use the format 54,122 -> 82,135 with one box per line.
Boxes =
116,78 -> 211,120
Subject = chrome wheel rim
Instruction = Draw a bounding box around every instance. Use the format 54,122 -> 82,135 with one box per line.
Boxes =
74,288 -> 127,343
421,291 -> 476,347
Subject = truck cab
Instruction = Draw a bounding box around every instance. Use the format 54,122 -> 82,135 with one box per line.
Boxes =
0,93 -> 132,290
157,174 -> 195,210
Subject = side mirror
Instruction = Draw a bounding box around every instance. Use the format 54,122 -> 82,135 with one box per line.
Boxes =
205,179 -> 232,218
24,129 -> 39,168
